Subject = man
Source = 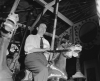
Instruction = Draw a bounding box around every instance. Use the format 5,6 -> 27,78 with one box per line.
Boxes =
24,23 -> 51,81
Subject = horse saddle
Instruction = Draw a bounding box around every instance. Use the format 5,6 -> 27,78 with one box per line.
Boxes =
48,64 -> 68,80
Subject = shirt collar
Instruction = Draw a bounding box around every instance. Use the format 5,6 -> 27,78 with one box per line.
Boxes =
37,34 -> 43,38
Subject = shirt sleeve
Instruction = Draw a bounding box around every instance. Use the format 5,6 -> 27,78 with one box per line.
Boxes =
24,35 -> 35,53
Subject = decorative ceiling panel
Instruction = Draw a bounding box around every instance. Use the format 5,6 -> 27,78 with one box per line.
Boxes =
0,0 -> 97,34
0,0 -> 98,42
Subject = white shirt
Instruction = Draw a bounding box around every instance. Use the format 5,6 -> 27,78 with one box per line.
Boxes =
24,34 -> 50,54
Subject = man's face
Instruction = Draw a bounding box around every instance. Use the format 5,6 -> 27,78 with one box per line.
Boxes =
38,23 -> 47,35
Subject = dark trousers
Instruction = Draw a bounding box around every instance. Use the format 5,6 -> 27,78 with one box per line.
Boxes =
25,52 -> 48,81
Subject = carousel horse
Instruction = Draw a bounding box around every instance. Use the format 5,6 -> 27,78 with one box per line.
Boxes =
21,43 -> 82,81
0,3 -> 19,80
0,37 -> 13,81
48,43 -> 82,81
21,49 -> 68,81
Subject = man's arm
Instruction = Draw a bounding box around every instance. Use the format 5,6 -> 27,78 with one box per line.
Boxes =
27,48 -> 50,53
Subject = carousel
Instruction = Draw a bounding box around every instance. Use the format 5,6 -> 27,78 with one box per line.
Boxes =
1,0 -> 99,81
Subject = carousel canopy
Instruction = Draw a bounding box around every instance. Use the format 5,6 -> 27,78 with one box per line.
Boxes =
0,0 -> 96,36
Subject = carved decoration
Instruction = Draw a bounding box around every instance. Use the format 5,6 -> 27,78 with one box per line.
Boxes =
73,16 -> 100,49
59,27 -> 72,45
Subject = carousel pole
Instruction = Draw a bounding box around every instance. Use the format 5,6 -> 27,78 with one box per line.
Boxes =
95,0 -> 100,26
10,0 -> 20,14
95,0 -> 100,63
50,0 -> 60,61
72,53 -> 86,79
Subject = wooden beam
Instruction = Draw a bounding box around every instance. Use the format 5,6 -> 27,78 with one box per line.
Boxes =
35,0 -> 74,26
